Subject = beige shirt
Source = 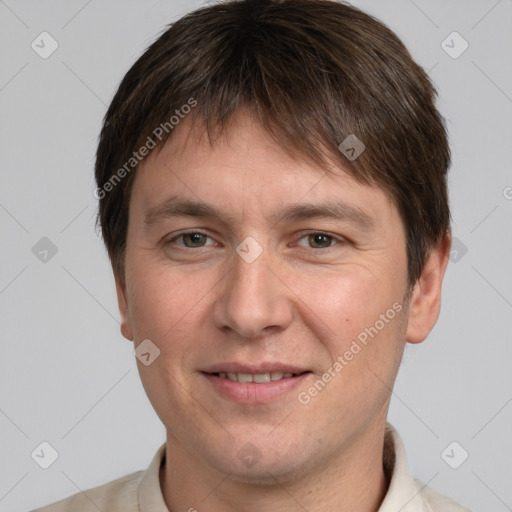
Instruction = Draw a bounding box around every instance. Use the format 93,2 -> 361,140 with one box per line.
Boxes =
32,424 -> 470,512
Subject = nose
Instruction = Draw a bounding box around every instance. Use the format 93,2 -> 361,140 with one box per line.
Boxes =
212,243 -> 293,339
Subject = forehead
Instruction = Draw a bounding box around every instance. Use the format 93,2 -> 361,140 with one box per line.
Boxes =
132,111 -> 399,227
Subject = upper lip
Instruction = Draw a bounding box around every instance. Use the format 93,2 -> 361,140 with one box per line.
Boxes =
201,362 -> 310,374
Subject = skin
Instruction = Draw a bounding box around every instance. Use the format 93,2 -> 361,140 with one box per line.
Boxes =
115,111 -> 451,511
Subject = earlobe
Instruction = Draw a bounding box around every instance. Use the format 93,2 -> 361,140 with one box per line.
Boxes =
114,272 -> 134,341
405,232 -> 452,344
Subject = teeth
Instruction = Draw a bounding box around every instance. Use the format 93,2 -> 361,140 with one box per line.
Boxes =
253,373 -> 271,383
216,372 -> 297,383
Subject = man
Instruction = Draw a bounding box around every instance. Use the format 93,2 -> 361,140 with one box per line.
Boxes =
34,0 -> 469,510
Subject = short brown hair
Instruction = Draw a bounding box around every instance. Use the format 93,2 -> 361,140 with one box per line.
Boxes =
95,0 -> 450,291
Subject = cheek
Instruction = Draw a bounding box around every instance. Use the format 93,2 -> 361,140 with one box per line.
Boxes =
124,264 -> 206,415
124,262 -> 199,342
292,268 -> 400,341
291,266 -> 408,406
124,259 -> 226,381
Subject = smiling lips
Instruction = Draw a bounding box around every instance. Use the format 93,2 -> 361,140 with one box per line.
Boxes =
219,370 -> 308,382
201,364 -> 312,403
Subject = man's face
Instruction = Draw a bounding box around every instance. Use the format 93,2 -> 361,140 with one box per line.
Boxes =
117,112 -> 411,481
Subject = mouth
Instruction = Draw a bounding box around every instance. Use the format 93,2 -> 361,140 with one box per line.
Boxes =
206,371 -> 309,383
200,365 -> 312,404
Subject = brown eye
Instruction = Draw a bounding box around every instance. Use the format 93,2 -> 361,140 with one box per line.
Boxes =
308,233 -> 333,248
298,233 -> 338,249
182,233 -> 207,247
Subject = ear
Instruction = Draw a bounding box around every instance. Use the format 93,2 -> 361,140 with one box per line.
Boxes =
405,232 -> 451,344
114,270 -> 134,341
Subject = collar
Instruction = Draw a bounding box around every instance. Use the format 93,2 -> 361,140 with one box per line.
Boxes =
137,442 -> 168,511
379,423 -> 432,512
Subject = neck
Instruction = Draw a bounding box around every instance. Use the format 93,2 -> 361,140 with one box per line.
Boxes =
160,420 -> 389,512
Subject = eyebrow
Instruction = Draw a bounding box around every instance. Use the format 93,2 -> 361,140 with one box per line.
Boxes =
144,196 -> 375,231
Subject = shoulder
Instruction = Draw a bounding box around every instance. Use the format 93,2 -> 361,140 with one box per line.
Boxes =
416,480 -> 472,512
31,470 -> 143,512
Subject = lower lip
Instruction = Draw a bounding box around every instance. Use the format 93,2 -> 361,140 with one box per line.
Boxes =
201,373 -> 311,404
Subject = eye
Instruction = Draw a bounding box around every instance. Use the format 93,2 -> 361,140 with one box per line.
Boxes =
296,232 -> 342,249
167,231 -> 215,248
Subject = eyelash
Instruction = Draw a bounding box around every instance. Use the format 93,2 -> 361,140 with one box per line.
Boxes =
165,230 -> 345,251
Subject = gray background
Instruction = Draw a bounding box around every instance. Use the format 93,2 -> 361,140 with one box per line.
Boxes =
1,1 -> 511,511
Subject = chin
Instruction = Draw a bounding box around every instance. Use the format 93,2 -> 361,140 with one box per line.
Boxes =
210,433 -> 321,486
224,457 -> 312,486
